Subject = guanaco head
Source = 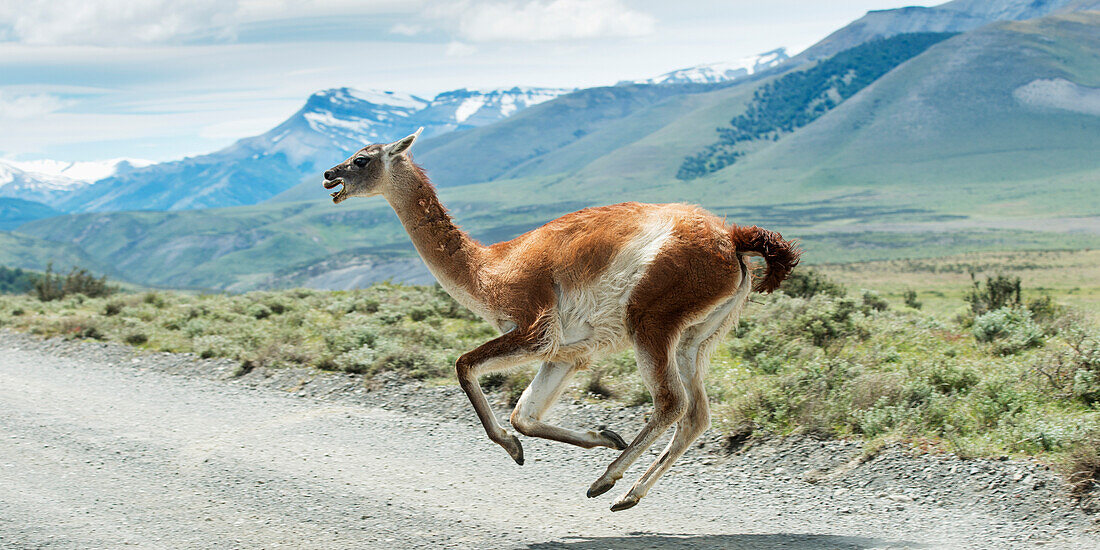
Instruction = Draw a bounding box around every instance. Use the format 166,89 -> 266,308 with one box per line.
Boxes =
323,127 -> 423,204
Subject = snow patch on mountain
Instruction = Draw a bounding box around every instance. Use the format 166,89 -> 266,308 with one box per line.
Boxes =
628,48 -> 789,85
3,158 -> 153,184
454,96 -> 487,123
0,161 -> 91,204
424,87 -> 573,126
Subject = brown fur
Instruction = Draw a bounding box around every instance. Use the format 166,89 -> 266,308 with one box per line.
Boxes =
729,224 -> 802,292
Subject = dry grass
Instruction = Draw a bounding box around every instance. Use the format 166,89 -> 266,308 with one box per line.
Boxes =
815,249 -> 1100,319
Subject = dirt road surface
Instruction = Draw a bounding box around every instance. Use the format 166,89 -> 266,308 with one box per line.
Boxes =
2,333 -> 1097,549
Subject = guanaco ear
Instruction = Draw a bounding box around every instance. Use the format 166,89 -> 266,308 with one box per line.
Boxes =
383,127 -> 423,156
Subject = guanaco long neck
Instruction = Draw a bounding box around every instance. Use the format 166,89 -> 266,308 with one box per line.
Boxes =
383,161 -> 486,300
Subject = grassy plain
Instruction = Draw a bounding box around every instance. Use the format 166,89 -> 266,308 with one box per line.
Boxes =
815,249 -> 1100,319
2,252 -> 1098,494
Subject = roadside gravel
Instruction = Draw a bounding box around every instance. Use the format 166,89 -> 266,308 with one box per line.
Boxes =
1,329 -> 1097,549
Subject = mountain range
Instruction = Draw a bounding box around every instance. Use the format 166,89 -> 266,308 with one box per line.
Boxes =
792,0 -> 1091,62
3,0 -> 1099,291
49,86 -> 575,214
624,49 -> 789,85
5,55 -> 784,218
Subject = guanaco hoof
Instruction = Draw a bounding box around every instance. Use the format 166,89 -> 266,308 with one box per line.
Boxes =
598,427 -> 627,450
501,434 -> 524,465
587,477 -> 616,498
610,495 -> 640,512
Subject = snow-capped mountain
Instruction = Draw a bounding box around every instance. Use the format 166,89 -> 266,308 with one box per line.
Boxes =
5,158 -> 153,184
60,86 -> 572,213
628,49 -> 789,86
418,87 -> 573,129
0,161 -> 90,204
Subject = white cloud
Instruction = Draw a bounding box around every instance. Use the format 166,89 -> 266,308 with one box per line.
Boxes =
445,0 -> 656,42
445,41 -> 478,56
390,23 -> 425,36
0,91 -> 70,119
199,116 -> 288,140
0,1 -> 237,46
0,0 -> 408,46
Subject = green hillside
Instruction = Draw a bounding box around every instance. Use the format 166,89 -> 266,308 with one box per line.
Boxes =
0,198 -> 62,230
694,12 -> 1100,219
678,32 -> 957,179
0,231 -> 107,275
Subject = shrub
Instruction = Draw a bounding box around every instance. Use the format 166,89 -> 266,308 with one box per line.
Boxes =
497,368 -> 534,407
965,273 -> 1021,315
103,300 -> 124,316
246,303 -> 273,320
34,264 -> 116,301
972,307 -> 1044,354
1062,434 -> 1100,499
333,345 -> 377,374
860,290 -> 889,312
124,331 -> 149,345
1034,328 -> 1100,404
903,289 -> 922,309
584,366 -> 615,399
33,263 -> 64,301
798,296 -> 869,347
58,317 -> 104,340
142,292 -> 166,307
778,268 -> 846,299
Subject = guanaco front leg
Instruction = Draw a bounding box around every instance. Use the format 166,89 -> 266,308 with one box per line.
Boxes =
455,330 -> 541,465
510,361 -> 628,450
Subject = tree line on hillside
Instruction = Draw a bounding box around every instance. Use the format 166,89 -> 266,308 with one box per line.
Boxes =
677,32 -> 957,180
0,264 -> 115,301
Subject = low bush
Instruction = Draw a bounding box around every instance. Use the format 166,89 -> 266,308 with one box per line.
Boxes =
972,307 -> 1044,354
778,268 -> 846,299
903,289 -> 922,309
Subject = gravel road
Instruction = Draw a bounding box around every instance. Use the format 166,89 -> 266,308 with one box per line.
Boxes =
1,331 -> 1098,549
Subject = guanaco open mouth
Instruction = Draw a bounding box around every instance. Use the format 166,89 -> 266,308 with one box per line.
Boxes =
324,178 -> 347,204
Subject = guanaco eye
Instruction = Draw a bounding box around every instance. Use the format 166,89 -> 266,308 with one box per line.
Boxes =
354,156 -> 369,167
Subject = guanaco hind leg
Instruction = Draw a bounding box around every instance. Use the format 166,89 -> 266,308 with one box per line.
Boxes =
587,336 -> 687,503
593,293 -> 746,510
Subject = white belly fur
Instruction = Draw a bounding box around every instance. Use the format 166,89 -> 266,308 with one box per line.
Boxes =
540,217 -> 675,361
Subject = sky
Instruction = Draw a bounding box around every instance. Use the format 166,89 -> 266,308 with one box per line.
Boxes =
0,0 -> 929,163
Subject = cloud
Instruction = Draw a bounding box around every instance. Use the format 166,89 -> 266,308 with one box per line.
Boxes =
0,0 -> 406,46
0,91 -> 71,119
390,23 -> 425,36
0,0 -> 653,46
445,41 -> 478,57
0,0 -> 236,46
445,0 -> 656,42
